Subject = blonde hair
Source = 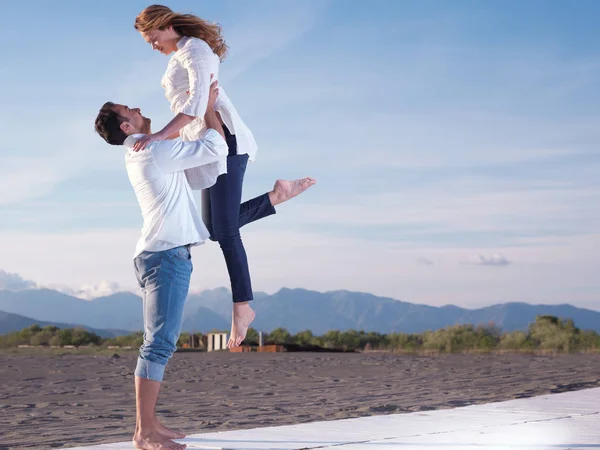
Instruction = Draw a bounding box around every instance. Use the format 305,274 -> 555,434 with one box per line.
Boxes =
135,4 -> 228,60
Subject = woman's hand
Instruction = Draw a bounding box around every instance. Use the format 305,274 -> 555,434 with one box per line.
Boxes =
133,130 -> 168,152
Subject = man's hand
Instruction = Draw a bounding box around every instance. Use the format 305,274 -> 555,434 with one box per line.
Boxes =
207,77 -> 219,112
204,76 -> 225,140
133,130 -> 167,152
133,75 -> 218,152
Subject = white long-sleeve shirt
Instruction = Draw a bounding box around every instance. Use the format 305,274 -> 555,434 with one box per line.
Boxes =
123,129 -> 228,258
162,36 -> 258,190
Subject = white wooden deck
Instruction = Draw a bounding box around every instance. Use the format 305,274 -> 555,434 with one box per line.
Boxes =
71,387 -> 600,449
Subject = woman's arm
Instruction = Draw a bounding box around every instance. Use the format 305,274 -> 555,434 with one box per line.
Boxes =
176,42 -> 213,119
132,112 -> 194,151
133,41 -> 215,151
159,113 -> 195,138
166,130 -> 182,140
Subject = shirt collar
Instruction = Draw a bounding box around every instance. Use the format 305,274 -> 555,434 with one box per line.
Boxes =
176,36 -> 190,50
123,133 -> 145,150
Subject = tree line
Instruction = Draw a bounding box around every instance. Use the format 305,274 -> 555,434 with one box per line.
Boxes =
2,316 -> 599,353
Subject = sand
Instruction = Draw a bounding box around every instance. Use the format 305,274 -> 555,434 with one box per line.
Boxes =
1,350 -> 599,449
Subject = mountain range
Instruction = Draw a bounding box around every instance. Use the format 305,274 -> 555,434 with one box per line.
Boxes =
0,287 -> 599,336
0,310 -> 130,338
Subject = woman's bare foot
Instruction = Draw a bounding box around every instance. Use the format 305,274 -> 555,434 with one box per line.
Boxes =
133,429 -> 186,450
155,419 -> 186,440
269,177 -> 316,206
228,302 -> 256,348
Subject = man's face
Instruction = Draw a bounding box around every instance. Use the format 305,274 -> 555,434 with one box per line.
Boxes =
112,104 -> 151,135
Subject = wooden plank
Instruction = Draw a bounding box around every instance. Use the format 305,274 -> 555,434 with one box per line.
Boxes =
69,387 -> 600,450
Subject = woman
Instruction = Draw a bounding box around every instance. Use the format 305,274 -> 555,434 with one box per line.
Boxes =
133,5 -> 315,350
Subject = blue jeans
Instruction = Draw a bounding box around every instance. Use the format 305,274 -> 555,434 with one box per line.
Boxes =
133,246 -> 192,382
202,126 -> 276,303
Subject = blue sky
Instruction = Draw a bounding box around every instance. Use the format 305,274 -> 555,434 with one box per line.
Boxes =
0,0 -> 599,309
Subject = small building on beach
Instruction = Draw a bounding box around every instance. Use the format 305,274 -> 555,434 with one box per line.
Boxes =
207,332 -> 228,351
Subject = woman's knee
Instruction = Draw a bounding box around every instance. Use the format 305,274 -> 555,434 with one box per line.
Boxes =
212,222 -> 242,242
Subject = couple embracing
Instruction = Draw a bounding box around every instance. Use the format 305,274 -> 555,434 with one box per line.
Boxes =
94,5 -> 315,449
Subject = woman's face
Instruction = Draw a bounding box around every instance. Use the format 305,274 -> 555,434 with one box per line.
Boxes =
141,27 -> 180,55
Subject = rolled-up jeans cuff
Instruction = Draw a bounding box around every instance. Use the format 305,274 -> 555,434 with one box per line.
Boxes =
135,357 -> 166,382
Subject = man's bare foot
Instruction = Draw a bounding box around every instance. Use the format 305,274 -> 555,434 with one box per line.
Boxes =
269,177 -> 316,207
133,430 -> 186,450
154,419 -> 186,439
136,421 -> 186,440
228,302 -> 256,349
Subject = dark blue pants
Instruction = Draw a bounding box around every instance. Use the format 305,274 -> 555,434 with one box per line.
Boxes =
202,127 -> 276,302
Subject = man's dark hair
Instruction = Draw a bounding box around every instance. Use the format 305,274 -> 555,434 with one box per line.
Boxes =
94,102 -> 128,145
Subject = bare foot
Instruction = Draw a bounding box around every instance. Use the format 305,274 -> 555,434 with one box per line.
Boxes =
228,302 -> 256,349
155,419 -> 186,440
133,430 -> 186,450
269,177 -> 316,206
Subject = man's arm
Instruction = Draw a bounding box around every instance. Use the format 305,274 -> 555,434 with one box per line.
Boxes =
205,108 -> 225,141
150,130 -> 227,173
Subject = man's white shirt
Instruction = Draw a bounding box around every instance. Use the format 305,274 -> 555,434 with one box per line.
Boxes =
123,129 -> 227,258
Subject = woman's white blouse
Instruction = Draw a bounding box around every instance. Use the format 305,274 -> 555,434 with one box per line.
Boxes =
162,36 -> 258,190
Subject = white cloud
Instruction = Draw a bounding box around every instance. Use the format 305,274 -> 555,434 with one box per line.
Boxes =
461,254 -> 511,267
0,270 -> 36,291
0,229 -> 141,294
0,227 -> 597,310
266,182 -> 600,246
46,280 -> 133,300
416,257 -> 435,266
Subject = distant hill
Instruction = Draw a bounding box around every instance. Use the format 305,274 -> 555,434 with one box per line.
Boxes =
0,287 -> 599,335
240,288 -> 600,334
0,310 -> 129,338
0,289 -> 143,330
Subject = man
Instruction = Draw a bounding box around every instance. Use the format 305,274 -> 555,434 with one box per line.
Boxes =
95,80 -> 314,450
94,81 -> 227,450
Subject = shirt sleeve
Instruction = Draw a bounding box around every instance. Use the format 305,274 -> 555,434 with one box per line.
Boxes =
175,41 -> 214,118
150,129 -> 227,173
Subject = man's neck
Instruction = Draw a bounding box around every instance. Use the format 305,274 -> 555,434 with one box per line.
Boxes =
129,128 -> 151,137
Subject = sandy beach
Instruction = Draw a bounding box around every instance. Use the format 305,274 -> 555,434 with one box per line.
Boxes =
1,351 -> 599,449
